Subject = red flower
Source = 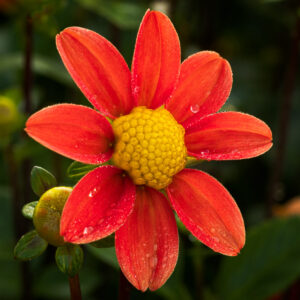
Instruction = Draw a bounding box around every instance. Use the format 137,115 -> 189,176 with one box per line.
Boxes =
25,10 -> 272,291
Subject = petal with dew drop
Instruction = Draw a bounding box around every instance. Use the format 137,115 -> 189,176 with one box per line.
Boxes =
56,27 -> 134,118
167,169 -> 245,256
25,104 -> 114,164
167,51 -> 232,125
60,166 -> 136,244
115,187 -> 178,291
132,10 -> 180,109
184,112 -> 273,160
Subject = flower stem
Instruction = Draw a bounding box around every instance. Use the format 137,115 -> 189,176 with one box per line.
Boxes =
118,271 -> 131,300
68,274 -> 82,300
22,13 -> 33,206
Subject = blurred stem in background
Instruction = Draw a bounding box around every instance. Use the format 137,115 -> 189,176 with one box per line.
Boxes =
22,13 -> 33,215
20,13 -> 34,300
4,12 -> 34,300
23,14 -> 32,114
266,6 -> 300,217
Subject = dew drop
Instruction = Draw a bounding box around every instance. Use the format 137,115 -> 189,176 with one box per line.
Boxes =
190,104 -> 200,113
133,86 -> 140,95
91,95 -> 98,102
116,218 -> 124,225
88,187 -> 98,198
150,256 -> 158,268
210,228 -> 216,233
83,226 -> 93,235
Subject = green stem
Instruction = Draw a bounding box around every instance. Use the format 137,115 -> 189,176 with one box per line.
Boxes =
68,274 -> 82,300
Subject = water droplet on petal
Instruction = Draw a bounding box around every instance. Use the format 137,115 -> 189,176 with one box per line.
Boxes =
150,256 -> 158,268
190,104 -> 200,113
210,228 -> 216,233
91,95 -> 98,102
116,218 -> 124,225
133,86 -> 140,95
205,91 -> 211,98
83,226 -> 93,235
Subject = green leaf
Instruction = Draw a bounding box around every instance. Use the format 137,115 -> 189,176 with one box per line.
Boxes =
87,245 -> 119,269
90,234 -> 115,248
67,161 -> 100,179
75,0 -> 146,29
21,201 -> 38,220
55,244 -> 84,277
215,216 -> 300,300
30,166 -> 57,196
14,230 -> 48,261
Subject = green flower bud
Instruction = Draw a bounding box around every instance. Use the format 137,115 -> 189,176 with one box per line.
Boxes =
0,96 -> 19,137
33,186 -> 72,247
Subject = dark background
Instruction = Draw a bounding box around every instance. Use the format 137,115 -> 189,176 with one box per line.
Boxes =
0,0 -> 300,299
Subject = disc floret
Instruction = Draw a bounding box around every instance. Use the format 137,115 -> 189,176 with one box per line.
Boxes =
112,107 -> 187,190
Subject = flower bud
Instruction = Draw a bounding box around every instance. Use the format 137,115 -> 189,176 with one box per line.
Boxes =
33,186 -> 72,247
0,96 -> 20,137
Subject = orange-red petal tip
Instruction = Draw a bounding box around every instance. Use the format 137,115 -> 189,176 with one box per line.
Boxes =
116,187 -> 178,291
56,26 -> 134,118
167,169 -> 245,256
132,9 -> 180,109
184,112 -> 272,161
25,104 -> 114,164
60,166 -> 136,244
167,51 -> 232,124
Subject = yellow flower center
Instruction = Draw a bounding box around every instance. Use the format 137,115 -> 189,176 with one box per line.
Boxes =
112,106 -> 187,190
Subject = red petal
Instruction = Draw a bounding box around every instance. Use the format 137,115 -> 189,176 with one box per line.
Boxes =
166,51 -> 232,124
131,10 -> 180,109
115,187 -> 178,291
60,166 -> 135,244
184,112 -> 273,160
25,104 -> 114,164
56,27 -> 134,118
167,169 -> 245,256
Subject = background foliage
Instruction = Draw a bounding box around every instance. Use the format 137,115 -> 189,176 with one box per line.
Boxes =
0,0 -> 300,299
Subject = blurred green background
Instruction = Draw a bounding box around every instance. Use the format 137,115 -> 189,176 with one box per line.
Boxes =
0,0 -> 300,299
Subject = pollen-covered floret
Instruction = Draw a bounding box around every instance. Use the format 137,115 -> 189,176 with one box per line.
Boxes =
112,106 -> 187,190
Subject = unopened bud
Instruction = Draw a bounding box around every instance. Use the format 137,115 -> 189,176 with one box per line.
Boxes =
33,186 -> 72,247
